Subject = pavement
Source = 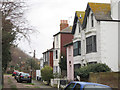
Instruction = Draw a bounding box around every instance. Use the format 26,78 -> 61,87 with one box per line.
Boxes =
3,74 -> 59,90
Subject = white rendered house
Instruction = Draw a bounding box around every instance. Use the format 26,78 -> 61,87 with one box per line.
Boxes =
72,2 -> 120,72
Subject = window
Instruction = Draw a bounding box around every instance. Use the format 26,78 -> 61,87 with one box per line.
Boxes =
86,35 -> 97,53
64,83 -> 75,90
56,50 -> 58,59
73,84 -> 81,90
79,23 -> 80,33
73,41 -> 81,56
84,85 -> 111,90
74,64 -> 81,78
87,62 -> 97,65
78,41 -> 81,55
91,13 -> 94,27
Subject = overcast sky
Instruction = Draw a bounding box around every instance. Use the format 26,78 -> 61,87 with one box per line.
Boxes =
18,0 -> 110,59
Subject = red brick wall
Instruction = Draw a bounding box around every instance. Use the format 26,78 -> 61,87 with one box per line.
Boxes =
49,51 -> 53,68
60,33 -> 73,57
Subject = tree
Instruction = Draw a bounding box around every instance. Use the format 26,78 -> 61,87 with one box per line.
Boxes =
75,63 -> 111,79
26,58 -> 40,70
59,55 -> 67,70
1,0 -> 33,72
41,66 -> 53,84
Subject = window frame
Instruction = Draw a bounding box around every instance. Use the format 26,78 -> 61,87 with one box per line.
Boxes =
86,35 -> 97,54
73,83 -> 81,90
91,13 -> 94,27
56,50 -> 58,59
73,41 -> 81,56
64,83 -> 75,90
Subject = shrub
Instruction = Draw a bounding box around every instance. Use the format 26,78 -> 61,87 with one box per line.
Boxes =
75,63 -> 111,79
41,66 -> 53,84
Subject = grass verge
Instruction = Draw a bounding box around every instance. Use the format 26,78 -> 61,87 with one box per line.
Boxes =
25,83 -> 35,85
4,74 -> 12,76
8,77 -> 12,83
11,85 -> 17,90
34,86 -> 40,88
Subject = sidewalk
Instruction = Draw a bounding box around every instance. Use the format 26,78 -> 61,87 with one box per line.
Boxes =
32,80 -> 53,88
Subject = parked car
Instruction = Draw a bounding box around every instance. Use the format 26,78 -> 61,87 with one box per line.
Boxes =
64,81 -> 112,90
17,73 -> 32,83
12,71 -> 19,76
15,72 -> 23,80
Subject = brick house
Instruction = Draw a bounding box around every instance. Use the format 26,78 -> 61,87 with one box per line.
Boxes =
53,20 -> 73,74
42,48 -> 53,68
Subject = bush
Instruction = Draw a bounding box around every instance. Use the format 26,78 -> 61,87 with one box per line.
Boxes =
41,66 -> 53,84
75,63 -> 111,79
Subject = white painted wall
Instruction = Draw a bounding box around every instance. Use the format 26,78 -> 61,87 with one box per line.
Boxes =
111,0 -> 120,20
67,45 -> 74,80
53,34 -> 61,74
73,20 -> 83,65
40,58 -> 43,69
74,20 -> 81,39
72,2 -> 119,72
100,21 -> 118,71
85,10 -> 99,64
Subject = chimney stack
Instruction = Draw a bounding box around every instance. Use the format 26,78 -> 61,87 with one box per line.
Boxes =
60,20 -> 68,31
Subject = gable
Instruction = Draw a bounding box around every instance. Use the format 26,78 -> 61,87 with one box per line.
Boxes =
72,11 -> 85,34
82,2 -> 112,29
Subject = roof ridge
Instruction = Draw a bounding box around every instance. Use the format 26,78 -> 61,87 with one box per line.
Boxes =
88,2 -> 110,5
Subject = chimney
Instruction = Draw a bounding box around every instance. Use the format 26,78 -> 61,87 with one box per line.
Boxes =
60,20 -> 68,31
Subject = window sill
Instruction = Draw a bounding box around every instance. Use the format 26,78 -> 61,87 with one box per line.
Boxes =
86,51 -> 97,54
73,54 -> 81,57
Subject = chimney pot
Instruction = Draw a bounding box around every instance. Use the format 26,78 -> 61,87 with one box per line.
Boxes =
60,20 -> 69,31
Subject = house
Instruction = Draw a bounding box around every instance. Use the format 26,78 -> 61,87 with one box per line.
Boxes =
72,2 -> 120,72
110,0 -> 120,71
64,42 -> 74,81
40,58 -> 44,69
42,48 -> 53,68
53,20 -> 73,74
72,11 -> 85,77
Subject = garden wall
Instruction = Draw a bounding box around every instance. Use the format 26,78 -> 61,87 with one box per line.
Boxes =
89,72 -> 120,88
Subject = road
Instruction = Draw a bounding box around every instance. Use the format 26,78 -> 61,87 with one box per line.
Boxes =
3,75 -> 58,90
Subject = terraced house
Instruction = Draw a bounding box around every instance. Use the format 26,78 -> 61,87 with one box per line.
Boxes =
72,1 -> 120,75
53,20 -> 73,74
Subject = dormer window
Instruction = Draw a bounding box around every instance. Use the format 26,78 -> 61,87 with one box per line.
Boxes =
91,13 -> 94,27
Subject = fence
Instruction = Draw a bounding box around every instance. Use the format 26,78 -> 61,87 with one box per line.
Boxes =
51,78 -> 68,88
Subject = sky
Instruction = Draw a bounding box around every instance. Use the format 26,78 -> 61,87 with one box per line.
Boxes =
18,0 -> 110,59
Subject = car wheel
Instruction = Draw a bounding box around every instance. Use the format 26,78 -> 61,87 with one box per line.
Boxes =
17,79 -> 19,83
28,80 -> 31,83
19,80 -> 22,83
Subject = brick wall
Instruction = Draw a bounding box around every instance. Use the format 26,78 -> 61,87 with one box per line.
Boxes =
60,33 -> 73,56
89,72 -> 120,88
50,51 -> 53,68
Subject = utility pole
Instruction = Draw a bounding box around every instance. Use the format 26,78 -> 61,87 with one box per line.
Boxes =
31,50 -> 36,81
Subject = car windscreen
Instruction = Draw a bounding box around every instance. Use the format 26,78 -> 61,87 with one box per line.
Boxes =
83,84 -> 112,90
21,73 -> 30,76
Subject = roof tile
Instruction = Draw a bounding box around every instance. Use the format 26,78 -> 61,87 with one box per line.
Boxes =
88,2 -> 112,20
